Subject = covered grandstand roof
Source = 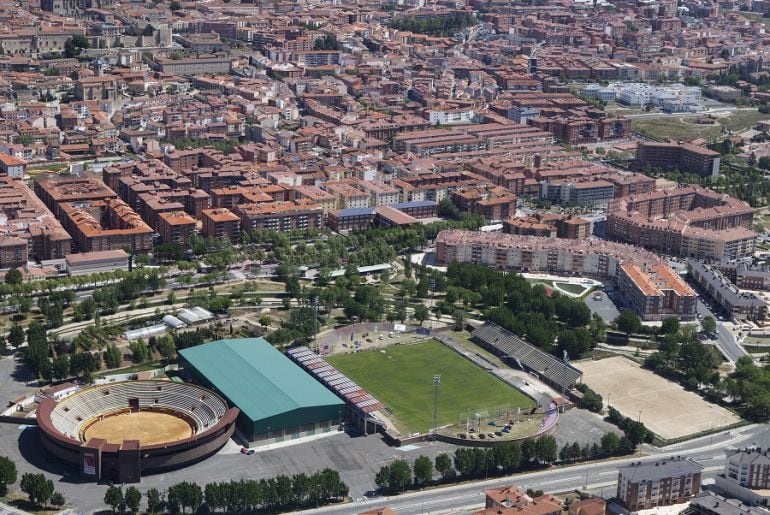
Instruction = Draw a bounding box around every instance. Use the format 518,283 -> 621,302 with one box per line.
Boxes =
179,339 -> 344,424
472,323 -> 582,391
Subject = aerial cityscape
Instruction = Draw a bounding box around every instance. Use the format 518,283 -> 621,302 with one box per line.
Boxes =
1,0 -> 770,513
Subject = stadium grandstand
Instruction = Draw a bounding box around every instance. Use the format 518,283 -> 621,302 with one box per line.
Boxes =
179,338 -> 346,445
287,346 -> 384,434
472,323 -> 582,392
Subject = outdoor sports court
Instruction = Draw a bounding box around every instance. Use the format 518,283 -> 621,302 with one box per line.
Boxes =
83,411 -> 193,445
578,356 -> 740,440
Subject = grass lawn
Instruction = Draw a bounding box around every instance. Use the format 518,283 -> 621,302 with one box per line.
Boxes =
554,282 -> 587,295
327,340 -> 533,433
744,344 -> 770,354
720,110 -> 770,133
632,117 -> 722,142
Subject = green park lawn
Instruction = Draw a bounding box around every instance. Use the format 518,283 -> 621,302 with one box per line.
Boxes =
327,340 -> 533,433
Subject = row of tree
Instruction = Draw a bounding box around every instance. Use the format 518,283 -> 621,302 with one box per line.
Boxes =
375,432 -> 634,496
103,469 -> 347,514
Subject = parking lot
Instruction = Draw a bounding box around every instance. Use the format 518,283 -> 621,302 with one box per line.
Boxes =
583,290 -> 620,324
0,424 -> 458,513
552,408 -> 621,449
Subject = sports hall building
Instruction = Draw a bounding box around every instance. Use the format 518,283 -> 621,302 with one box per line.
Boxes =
179,338 -> 346,445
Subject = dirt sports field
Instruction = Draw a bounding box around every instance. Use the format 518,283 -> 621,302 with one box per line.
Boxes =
83,411 -> 193,445
578,356 -> 740,440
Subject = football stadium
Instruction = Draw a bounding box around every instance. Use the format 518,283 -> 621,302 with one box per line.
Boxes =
37,380 -> 239,483
179,338 -> 346,444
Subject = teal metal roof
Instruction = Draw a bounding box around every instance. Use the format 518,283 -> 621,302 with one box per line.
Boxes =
179,338 -> 344,423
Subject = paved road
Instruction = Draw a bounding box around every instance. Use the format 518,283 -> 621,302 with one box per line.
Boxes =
694,298 -> 747,362
715,323 -> 747,362
298,424 -> 766,515
0,355 -> 34,402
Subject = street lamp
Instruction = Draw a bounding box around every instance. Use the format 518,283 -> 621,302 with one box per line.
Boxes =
432,374 -> 441,442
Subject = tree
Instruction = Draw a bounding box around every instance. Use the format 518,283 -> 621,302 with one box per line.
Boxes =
660,316 -> 679,335
20,473 -> 54,507
142,24 -> 154,37
535,436 -> 558,464
50,492 -> 65,509
168,481 -> 202,514
4,268 -> 22,285
169,0 -> 181,9
615,309 -> 641,335
388,459 -> 412,493
104,344 -> 122,369
702,315 -> 717,334
434,453 -> 453,481
124,486 -> 142,514
438,198 -> 461,220
8,323 -> 24,349
374,465 -> 390,492
0,456 -> 17,496
105,485 -> 124,513
157,336 -> 176,362
129,340 -> 149,364
146,488 -> 163,514
51,354 -> 70,381
413,455 -> 433,487
600,432 -> 621,455
259,315 -> 272,328
413,304 -> 429,326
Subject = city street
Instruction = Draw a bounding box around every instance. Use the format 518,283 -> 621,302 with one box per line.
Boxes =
298,425 -> 765,515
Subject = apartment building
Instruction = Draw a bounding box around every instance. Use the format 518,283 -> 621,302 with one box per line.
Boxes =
157,211 -> 196,246
687,260 -> 768,321
616,457 -> 703,512
452,186 -> 517,221
201,208 -> 241,243
235,199 -> 323,233
147,54 -> 232,76
0,175 -> 71,263
540,179 -> 615,207
716,447 -> 770,507
294,185 -> 336,219
725,263 -> 770,291
436,230 -> 693,320
324,181 -> 370,209
607,187 -> 756,259
618,263 -> 697,321
0,152 -> 26,178
59,199 -> 153,253
35,174 -> 118,217
392,171 -> 488,203
352,180 -> 401,207
636,142 -> 721,178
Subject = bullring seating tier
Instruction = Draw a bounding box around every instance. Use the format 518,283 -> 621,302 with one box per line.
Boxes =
48,381 -> 228,441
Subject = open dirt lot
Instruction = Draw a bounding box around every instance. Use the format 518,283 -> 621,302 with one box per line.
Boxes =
577,356 -> 740,440
83,411 -> 193,445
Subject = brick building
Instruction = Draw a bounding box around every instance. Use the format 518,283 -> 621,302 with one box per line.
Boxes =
616,457 -> 703,511
201,208 -> 241,243
157,211 -> 197,246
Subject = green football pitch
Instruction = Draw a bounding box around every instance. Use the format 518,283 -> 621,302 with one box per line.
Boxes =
326,340 -> 534,434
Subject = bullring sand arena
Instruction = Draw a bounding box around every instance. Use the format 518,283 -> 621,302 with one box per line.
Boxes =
83,411 -> 193,446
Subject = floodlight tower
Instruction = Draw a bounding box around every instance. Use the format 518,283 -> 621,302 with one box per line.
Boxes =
432,374 -> 441,441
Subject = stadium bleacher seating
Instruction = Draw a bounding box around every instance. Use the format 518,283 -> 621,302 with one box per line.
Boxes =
472,323 -> 582,391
